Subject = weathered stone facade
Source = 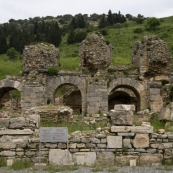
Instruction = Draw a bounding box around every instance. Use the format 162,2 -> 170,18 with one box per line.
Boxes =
132,35 -> 172,80
23,43 -> 60,75
78,33 -> 113,73
0,116 -> 172,166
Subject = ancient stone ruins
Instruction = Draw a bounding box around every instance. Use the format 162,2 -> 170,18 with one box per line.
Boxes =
0,34 -> 173,166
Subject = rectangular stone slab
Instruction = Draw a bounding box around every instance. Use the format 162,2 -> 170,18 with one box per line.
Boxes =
111,126 -> 153,133
0,129 -> 33,135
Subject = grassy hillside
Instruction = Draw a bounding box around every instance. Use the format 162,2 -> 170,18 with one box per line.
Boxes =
0,54 -> 23,80
0,16 -> 173,79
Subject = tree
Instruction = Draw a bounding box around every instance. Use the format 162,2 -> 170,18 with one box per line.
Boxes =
67,29 -> 75,44
146,17 -> 160,31
107,10 -> 113,25
6,47 -> 21,59
47,22 -> 62,46
98,14 -> 108,28
0,27 -> 8,54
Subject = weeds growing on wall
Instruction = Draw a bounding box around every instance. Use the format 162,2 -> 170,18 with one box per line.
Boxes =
10,159 -> 32,170
150,113 -> 165,132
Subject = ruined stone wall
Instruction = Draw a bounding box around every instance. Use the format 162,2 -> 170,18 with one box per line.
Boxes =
0,116 -> 172,166
78,33 -> 113,73
23,43 -> 60,75
132,35 -> 172,79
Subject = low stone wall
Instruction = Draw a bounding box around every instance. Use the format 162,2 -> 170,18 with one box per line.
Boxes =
0,117 -> 173,166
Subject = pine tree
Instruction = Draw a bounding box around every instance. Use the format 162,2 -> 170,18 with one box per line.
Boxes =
67,29 -> 75,44
0,27 -> 8,54
107,10 -> 113,25
47,21 -> 61,46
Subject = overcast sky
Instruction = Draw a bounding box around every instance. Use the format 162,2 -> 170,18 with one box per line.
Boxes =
0,0 -> 173,23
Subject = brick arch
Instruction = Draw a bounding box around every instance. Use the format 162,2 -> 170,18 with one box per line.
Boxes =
46,75 -> 87,114
0,79 -> 22,91
108,78 -> 148,111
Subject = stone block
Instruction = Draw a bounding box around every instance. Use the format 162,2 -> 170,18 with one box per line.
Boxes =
34,163 -> 47,170
9,117 -> 26,129
0,118 -> 10,128
73,152 -> 96,166
115,155 -> 139,166
7,159 -> 14,166
111,126 -> 153,133
49,149 -> 72,166
149,82 -> 162,88
76,143 -> 85,148
1,151 -> 15,157
0,142 -> 16,149
114,104 -> 135,111
110,110 -> 134,126
107,136 -> 122,148
159,105 -> 172,121
0,129 -> 33,135
118,133 -> 135,137
12,139 -> 28,148
139,153 -> 163,165
69,143 -> 77,149
133,134 -> 149,148
123,139 -> 132,149
90,138 -> 100,144
97,152 -> 115,164
97,144 -> 106,148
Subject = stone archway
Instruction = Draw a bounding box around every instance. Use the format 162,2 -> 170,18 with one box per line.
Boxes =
54,84 -> 82,114
108,78 -> 148,111
0,79 -> 22,111
46,75 -> 87,115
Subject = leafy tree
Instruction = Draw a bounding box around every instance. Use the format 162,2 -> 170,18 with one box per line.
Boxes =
98,14 -> 108,28
146,17 -> 160,31
0,27 -> 8,54
6,47 -> 21,59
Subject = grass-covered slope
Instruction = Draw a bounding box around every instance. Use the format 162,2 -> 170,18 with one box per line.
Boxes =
0,16 -> 173,79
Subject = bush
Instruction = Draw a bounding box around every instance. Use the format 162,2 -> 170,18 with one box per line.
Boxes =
47,67 -> 59,76
12,90 -> 21,99
133,28 -> 143,33
6,47 -> 21,60
75,30 -> 87,42
100,29 -> 108,35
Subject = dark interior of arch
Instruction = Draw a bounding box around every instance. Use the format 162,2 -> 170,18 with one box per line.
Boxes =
0,87 -> 21,111
54,84 -> 82,114
108,85 -> 140,112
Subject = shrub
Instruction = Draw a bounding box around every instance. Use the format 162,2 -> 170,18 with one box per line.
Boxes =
100,29 -> 108,35
47,66 -> 59,76
75,30 -> 87,42
12,90 -> 21,99
6,47 -> 21,60
133,28 -> 143,33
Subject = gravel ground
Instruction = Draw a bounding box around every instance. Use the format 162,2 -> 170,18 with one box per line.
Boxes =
0,166 -> 173,173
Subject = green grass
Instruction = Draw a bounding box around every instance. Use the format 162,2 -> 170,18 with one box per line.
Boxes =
0,54 -> 23,80
10,158 -> 32,170
150,113 -> 166,132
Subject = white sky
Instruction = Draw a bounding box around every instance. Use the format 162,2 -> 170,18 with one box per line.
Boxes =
0,0 -> 173,23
